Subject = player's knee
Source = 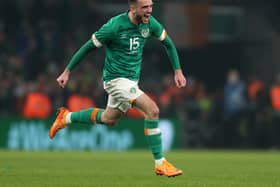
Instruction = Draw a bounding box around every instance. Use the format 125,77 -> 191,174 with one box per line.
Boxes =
103,119 -> 117,126
147,105 -> 159,119
107,120 -> 117,126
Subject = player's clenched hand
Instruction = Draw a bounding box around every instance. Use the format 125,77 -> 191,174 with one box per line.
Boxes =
174,69 -> 186,88
57,70 -> 70,88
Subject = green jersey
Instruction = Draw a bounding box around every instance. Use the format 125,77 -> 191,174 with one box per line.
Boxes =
92,12 -> 166,82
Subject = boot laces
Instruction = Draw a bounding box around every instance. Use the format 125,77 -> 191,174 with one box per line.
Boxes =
162,161 -> 177,171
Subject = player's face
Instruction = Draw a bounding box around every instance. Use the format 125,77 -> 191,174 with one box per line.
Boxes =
134,0 -> 153,24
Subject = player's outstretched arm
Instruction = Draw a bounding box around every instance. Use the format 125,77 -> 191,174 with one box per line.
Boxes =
174,69 -> 186,88
161,35 -> 186,88
57,69 -> 70,88
66,39 -> 96,72
57,39 -> 97,88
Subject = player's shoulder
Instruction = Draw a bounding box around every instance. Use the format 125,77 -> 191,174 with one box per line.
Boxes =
149,15 -> 161,24
148,15 -> 163,33
106,12 -> 128,27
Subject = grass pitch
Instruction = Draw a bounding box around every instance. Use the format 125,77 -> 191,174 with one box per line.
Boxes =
0,150 -> 279,187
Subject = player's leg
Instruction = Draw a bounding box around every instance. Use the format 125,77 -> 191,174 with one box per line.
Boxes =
49,106 -> 103,139
100,107 -> 124,126
50,78 -> 134,139
49,106 -> 124,139
133,93 -> 183,177
67,106 -> 123,126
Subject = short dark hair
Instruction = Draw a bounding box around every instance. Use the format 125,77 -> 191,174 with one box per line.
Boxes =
128,0 -> 137,5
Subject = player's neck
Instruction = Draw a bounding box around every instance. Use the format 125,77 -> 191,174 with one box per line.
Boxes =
128,11 -> 140,25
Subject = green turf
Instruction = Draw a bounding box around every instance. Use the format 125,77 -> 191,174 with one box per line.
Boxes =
0,150 -> 279,187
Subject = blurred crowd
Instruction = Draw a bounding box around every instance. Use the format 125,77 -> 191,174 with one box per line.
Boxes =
1,0 -> 280,149
0,0 -> 107,115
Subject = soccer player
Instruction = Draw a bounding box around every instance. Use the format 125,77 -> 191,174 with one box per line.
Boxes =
49,0 -> 186,177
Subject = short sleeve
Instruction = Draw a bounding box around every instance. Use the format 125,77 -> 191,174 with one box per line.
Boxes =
92,18 -> 116,47
150,16 -> 167,41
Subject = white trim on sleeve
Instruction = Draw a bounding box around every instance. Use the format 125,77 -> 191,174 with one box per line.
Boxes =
158,29 -> 167,41
91,34 -> 103,48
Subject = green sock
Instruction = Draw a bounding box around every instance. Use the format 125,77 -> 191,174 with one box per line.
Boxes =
144,119 -> 163,160
70,108 -> 104,124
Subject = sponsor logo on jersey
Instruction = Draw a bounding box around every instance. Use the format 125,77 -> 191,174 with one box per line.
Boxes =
141,28 -> 150,38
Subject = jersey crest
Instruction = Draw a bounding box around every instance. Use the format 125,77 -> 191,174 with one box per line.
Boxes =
141,28 -> 150,38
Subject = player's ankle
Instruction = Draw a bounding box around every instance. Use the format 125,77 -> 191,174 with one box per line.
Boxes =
155,157 -> 165,166
65,112 -> 72,124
